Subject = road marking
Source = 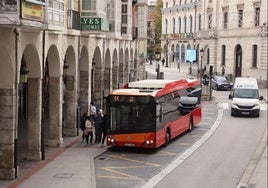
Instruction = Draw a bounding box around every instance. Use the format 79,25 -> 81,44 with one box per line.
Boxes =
107,154 -> 161,167
99,167 -> 144,180
158,150 -> 177,156
172,142 -> 190,146
222,103 -> 229,109
260,104 -> 267,110
202,116 -> 215,120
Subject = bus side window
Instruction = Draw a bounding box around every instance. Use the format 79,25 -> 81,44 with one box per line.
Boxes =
159,106 -> 162,122
156,104 -> 162,123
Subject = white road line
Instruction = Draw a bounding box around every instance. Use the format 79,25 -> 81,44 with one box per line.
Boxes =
142,104 -> 224,188
260,104 -> 267,111
222,103 -> 229,109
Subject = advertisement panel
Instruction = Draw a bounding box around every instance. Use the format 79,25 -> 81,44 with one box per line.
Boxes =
22,0 -> 44,22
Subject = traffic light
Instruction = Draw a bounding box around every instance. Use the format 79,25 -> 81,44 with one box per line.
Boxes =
209,65 -> 213,75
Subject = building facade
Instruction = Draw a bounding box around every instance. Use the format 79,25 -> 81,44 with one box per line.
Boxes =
162,0 -> 267,86
0,0 -> 148,179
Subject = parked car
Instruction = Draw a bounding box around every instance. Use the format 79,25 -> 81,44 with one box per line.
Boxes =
211,75 -> 233,90
177,96 -> 200,115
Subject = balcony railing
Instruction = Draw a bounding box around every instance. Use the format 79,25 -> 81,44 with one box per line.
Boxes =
68,10 -> 80,30
0,0 -> 17,11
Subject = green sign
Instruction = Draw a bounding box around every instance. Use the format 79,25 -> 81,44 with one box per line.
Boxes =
81,18 -> 109,31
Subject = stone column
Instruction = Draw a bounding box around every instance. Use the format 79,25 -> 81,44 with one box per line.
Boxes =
26,78 -> 42,160
64,75 -> 78,136
94,67 -> 103,109
80,71 -> 89,115
0,88 -> 16,179
119,63 -> 124,88
112,66 -> 118,89
47,77 -> 63,147
104,67 -> 111,97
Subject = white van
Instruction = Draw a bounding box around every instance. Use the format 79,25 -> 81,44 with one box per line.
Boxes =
228,77 -> 263,117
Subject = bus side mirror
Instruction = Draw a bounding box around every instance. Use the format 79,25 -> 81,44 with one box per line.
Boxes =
228,94 -> 233,99
259,96 -> 263,100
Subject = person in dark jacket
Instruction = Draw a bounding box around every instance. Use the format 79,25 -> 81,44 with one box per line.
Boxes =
100,114 -> 107,145
80,112 -> 87,142
94,110 -> 103,143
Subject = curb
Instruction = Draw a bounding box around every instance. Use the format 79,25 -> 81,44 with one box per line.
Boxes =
236,123 -> 267,188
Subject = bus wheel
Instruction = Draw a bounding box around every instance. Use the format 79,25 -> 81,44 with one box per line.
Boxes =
188,117 -> 193,132
164,130 -> 170,147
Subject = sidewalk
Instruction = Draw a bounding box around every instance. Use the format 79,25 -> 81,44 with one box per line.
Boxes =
1,136 -> 107,188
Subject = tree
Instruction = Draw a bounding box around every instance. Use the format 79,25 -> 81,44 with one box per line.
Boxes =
152,0 -> 163,47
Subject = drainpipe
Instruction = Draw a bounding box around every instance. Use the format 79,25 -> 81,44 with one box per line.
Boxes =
41,30 -> 46,160
77,35 -> 80,136
13,28 -> 19,178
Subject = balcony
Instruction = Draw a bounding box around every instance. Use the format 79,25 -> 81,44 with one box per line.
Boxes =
196,29 -> 218,39
67,10 -> 80,30
0,0 -> 17,11
0,0 -> 18,25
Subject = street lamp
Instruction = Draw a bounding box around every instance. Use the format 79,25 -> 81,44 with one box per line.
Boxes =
92,58 -> 96,66
91,58 -> 96,97
199,48 -> 204,83
166,37 -> 169,67
20,64 -> 29,83
63,60 -> 69,84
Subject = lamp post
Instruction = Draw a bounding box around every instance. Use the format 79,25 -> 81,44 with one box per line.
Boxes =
155,49 -> 161,79
166,37 -> 169,67
63,60 -> 69,84
199,48 -> 204,83
20,64 -> 29,83
91,58 -> 96,97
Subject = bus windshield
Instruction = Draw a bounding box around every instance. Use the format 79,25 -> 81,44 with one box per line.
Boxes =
233,88 -> 259,99
109,104 -> 155,132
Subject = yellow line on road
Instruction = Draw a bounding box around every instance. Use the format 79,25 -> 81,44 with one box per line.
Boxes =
102,165 -> 157,169
158,150 -> 177,155
97,175 -> 139,180
107,155 -> 161,167
100,167 -> 143,180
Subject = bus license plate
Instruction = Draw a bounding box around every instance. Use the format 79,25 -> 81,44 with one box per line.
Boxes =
124,143 -> 135,147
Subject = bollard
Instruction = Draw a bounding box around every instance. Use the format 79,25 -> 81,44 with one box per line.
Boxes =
159,72 -> 164,79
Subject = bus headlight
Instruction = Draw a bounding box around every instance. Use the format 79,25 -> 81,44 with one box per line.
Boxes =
108,138 -> 115,143
146,140 -> 154,145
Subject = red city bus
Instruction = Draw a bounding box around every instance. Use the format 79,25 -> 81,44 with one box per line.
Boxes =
106,79 -> 202,148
